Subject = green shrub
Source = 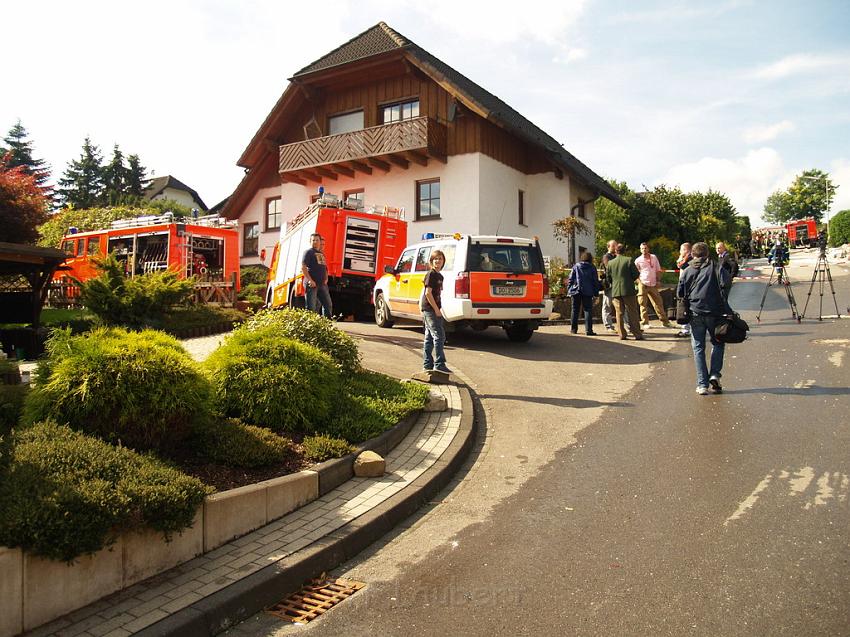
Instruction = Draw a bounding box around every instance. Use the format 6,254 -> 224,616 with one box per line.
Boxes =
0,421 -> 209,561
239,265 -> 269,286
321,371 -> 429,443
204,326 -> 340,432
0,384 -> 28,436
192,418 -> 292,468
243,308 -> 361,373
149,305 -> 244,334
23,328 -> 212,452
238,283 -> 267,303
829,209 -> 850,247
77,253 -> 194,327
302,434 -> 355,463
39,308 -> 96,334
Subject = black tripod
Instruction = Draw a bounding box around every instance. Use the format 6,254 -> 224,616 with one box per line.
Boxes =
756,262 -> 800,323
802,251 -> 841,320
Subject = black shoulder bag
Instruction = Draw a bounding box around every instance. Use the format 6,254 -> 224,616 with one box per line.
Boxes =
711,265 -> 749,343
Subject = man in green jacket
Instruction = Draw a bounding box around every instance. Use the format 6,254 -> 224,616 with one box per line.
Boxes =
606,244 -> 644,340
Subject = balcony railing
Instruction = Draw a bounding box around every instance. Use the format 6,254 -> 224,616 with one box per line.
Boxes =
279,116 -> 447,180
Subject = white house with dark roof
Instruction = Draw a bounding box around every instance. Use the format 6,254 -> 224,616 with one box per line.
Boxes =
144,175 -> 208,212
222,22 -> 626,267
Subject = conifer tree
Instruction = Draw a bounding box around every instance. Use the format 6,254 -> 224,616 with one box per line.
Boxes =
1,120 -> 51,188
57,137 -> 104,209
103,144 -> 128,205
125,153 -> 150,198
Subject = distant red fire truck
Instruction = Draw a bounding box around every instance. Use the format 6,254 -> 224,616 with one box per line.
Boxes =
54,213 -> 241,299
785,218 -> 818,247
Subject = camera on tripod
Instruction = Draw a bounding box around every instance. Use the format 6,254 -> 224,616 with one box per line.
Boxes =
817,232 -> 827,256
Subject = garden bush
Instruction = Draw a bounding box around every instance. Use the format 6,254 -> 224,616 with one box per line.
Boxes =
191,418 -> 292,468
302,434 -> 355,463
204,325 -> 340,432
322,371 -> 429,443
77,253 -> 194,327
23,328 -> 213,452
242,308 -> 360,373
239,265 -> 269,286
829,209 -> 850,247
0,384 -> 28,435
0,421 -> 209,561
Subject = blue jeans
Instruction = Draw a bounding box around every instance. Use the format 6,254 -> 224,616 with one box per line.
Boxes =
690,314 -> 725,388
571,294 -> 594,333
305,284 -> 333,317
422,309 -> 447,371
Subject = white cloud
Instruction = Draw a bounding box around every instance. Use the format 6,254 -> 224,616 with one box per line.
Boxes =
412,0 -> 587,45
743,120 -> 795,144
751,53 -> 850,80
553,48 -> 588,65
660,148 -> 790,224
829,159 -> 850,213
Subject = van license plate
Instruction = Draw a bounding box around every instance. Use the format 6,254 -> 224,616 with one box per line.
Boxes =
493,285 -> 524,296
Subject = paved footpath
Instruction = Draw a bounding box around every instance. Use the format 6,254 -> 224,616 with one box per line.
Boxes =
25,382 -> 469,637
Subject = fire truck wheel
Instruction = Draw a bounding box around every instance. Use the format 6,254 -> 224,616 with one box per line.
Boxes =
374,293 -> 395,328
505,325 -> 534,342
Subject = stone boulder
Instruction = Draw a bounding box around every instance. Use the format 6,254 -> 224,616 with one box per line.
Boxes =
354,451 -> 386,477
424,390 -> 448,412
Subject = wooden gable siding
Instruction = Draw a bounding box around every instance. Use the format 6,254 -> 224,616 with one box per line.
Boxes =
280,73 -> 552,176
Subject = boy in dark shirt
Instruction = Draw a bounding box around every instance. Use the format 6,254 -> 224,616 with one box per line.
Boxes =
420,249 -> 449,373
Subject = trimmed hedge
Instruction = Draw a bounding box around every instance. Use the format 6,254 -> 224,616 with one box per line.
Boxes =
204,325 -> 340,432
0,384 -> 27,436
0,421 -> 210,561
323,371 -> 429,443
302,434 -> 355,463
192,418 -> 292,468
23,328 -> 213,452
243,309 -> 361,373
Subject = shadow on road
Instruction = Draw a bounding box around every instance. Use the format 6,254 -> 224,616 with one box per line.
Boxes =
723,385 -> 850,396
479,393 -> 634,409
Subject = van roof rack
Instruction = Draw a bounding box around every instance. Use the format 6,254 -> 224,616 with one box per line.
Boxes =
109,213 -> 236,230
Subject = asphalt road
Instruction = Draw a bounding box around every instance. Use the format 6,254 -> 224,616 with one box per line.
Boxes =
229,250 -> 850,637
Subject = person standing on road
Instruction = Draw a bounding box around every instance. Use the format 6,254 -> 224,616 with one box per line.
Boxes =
600,239 -> 618,331
568,251 -> 602,336
634,242 -> 673,329
677,242 -> 731,395
302,233 -> 333,317
421,249 -> 450,373
675,242 -> 693,338
606,244 -> 644,341
715,241 -> 738,300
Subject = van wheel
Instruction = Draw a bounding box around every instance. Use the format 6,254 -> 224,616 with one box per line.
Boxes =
505,326 -> 534,342
375,293 -> 394,328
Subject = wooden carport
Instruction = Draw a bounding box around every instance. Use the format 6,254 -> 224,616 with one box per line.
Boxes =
0,242 -> 67,357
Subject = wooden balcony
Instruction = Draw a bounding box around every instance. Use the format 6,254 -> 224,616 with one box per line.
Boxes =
279,116 -> 447,184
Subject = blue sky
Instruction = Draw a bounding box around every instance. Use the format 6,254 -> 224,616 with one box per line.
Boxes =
3,0 -> 849,226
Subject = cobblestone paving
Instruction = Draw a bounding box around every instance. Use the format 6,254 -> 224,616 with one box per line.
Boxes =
27,384 -> 461,637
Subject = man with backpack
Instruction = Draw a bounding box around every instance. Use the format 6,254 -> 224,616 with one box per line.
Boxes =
678,242 -> 731,395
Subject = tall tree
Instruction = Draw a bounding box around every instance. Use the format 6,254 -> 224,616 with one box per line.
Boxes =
57,137 -> 104,209
1,120 -> 51,188
102,144 -> 128,205
125,154 -> 149,198
0,154 -> 50,244
763,169 -> 837,224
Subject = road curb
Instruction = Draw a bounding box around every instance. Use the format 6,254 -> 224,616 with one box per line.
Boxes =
136,386 -> 476,637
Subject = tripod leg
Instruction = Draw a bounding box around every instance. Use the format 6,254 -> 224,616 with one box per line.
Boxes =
756,268 -> 776,323
802,260 -> 820,319
823,261 -> 841,317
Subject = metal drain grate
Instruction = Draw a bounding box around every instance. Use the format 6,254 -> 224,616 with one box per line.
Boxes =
266,577 -> 365,624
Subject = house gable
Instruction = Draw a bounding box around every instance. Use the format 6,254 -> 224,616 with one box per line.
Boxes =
223,22 -> 624,220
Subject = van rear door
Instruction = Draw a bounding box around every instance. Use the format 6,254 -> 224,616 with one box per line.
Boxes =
466,239 -> 546,305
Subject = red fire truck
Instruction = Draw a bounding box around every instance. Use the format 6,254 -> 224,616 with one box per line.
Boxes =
55,213 -> 241,289
785,218 -> 818,247
265,194 -> 407,317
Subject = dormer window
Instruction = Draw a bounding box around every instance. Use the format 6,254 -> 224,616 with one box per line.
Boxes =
382,99 -> 419,124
